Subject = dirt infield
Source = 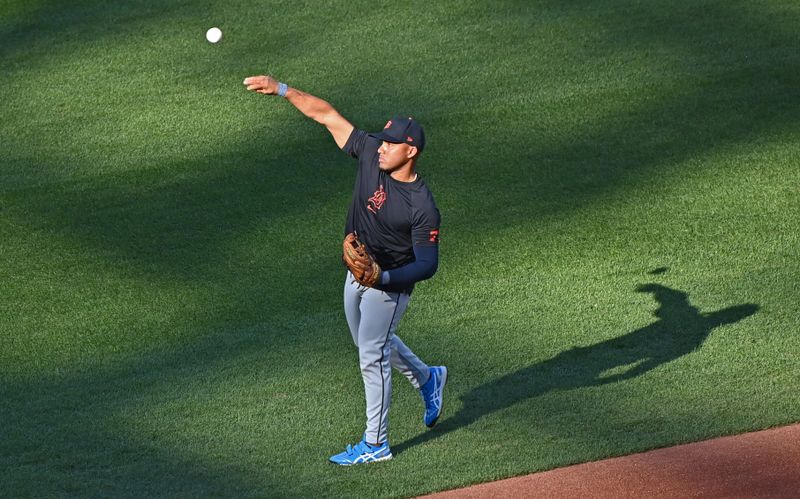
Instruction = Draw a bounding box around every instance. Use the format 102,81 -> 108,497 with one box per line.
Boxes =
421,424 -> 800,498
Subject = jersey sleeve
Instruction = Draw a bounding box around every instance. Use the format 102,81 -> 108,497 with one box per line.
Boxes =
341,128 -> 369,159
382,244 -> 438,288
411,194 -> 441,247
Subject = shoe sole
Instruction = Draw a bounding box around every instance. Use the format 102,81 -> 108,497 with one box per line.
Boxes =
331,454 -> 393,466
426,367 -> 448,429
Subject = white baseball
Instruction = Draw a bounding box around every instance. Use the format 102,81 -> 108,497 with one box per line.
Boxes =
206,27 -> 223,44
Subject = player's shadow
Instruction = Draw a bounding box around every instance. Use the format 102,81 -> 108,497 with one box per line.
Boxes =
394,284 -> 758,455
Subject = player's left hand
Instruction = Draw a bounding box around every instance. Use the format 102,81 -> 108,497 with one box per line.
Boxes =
343,233 -> 382,288
243,75 -> 279,95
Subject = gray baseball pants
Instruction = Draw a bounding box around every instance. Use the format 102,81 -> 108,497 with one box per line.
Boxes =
344,272 -> 431,445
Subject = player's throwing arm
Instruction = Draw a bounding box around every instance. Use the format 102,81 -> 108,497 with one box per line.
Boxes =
243,75 -> 354,148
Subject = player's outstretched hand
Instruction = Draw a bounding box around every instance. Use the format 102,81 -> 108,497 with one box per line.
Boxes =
243,75 -> 279,95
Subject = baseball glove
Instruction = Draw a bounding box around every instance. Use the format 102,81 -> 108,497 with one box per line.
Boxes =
343,232 -> 382,287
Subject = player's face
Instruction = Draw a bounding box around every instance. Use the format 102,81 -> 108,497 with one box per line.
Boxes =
378,141 -> 415,171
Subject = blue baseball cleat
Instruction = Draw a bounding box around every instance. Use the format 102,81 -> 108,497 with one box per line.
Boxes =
329,436 -> 392,466
420,366 -> 448,428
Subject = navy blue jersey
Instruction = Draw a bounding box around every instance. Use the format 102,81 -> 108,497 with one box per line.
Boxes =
342,129 -> 440,273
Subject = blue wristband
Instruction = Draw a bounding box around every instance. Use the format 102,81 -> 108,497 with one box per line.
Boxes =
278,82 -> 288,97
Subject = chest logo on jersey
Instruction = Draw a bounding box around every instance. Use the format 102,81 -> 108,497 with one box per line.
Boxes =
367,185 -> 387,213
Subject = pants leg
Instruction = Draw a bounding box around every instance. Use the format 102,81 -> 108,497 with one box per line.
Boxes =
343,273 -> 430,444
390,335 -> 431,389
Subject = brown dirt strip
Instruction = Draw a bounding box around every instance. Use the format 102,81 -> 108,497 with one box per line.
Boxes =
420,424 -> 800,498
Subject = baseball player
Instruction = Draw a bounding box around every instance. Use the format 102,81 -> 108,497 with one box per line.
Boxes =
243,75 -> 447,465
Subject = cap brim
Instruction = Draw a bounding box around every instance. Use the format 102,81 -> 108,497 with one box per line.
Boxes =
369,132 -> 406,144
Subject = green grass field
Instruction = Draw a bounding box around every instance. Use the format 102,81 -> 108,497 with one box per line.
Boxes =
2,0 -> 799,497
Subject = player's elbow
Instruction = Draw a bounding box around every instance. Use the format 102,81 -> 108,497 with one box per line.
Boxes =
412,245 -> 439,282
419,259 -> 438,281
314,105 -> 341,127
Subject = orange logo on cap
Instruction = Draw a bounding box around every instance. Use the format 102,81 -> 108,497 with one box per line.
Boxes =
407,136 -> 414,142
384,120 -> 393,129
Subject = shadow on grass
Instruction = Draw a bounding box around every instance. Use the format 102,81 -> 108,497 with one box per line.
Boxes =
394,284 -> 758,455
0,320 -> 322,496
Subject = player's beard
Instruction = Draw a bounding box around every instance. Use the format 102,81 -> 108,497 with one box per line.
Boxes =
378,156 -> 412,174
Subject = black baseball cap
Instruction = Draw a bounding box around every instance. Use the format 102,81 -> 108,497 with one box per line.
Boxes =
369,116 -> 426,152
